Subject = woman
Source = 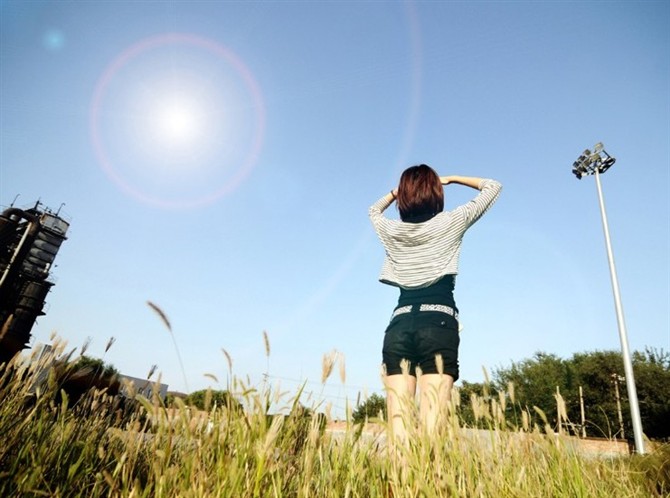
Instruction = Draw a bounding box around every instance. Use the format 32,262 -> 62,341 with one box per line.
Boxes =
369,164 -> 502,443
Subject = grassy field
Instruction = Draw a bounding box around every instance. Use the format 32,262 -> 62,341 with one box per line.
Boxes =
0,342 -> 667,498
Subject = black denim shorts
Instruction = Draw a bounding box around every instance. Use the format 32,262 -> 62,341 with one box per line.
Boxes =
382,309 -> 460,380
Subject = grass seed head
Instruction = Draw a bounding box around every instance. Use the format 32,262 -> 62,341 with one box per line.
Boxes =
222,348 -> 233,372
522,409 -> 530,432
147,364 -> 157,380
338,351 -> 346,384
147,301 -> 172,332
262,330 -> 271,357
508,381 -> 516,403
321,350 -> 337,384
105,336 -> 116,353
400,358 -> 411,378
435,353 -> 444,375
80,336 -> 91,356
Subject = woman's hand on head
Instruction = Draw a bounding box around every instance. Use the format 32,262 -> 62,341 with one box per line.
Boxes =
385,188 -> 398,203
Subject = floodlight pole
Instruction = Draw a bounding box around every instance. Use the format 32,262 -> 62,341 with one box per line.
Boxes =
593,168 -> 645,454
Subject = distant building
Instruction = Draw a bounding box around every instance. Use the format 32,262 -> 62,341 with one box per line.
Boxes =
119,374 -> 169,400
32,344 -> 169,402
167,390 -> 188,400
0,201 -> 69,364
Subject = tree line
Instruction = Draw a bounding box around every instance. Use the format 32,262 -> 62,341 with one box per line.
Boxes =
353,348 -> 670,441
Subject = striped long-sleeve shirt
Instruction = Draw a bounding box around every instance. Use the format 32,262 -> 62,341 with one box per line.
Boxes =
369,179 -> 502,289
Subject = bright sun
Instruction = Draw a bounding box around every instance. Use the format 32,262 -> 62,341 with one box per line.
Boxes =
152,99 -> 201,146
91,33 -> 266,207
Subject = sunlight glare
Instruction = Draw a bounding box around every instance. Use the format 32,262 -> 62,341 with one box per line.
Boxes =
90,32 -> 265,208
150,98 -> 202,148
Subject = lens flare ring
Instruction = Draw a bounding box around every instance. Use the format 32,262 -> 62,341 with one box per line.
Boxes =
90,32 -> 265,209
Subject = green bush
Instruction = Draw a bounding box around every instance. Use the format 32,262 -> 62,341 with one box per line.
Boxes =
184,388 -> 243,412
352,392 -> 386,423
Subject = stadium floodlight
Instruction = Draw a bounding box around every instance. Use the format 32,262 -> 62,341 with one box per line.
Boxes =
572,142 -> 616,179
572,143 -> 645,454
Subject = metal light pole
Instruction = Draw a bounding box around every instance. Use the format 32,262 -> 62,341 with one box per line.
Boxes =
572,143 -> 645,454
611,373 -> 626,439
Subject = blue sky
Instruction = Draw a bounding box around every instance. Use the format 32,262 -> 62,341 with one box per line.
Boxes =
2,1 -> 668,417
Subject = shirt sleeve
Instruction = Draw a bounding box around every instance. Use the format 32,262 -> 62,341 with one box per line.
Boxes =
368,195 -> 394,228
453,179 -> 502,228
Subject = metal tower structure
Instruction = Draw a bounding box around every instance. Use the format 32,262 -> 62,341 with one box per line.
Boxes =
0,201 -> 69,364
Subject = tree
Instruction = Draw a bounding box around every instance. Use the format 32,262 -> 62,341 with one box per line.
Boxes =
492,349 -> 670,440
52,355 -> 121,407
455,380 -> 499,428
494,352 -> 571,430
570,350 -> 626,438
565,349 -> 670,440
352,393 -> 386,423
184,389 -> 242,412
75,355 -> 119,379
631,348 -> 670,439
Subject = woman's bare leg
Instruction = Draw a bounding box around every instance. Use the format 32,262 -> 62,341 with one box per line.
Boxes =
418,373 -> 454,435
384,373 -> 416,447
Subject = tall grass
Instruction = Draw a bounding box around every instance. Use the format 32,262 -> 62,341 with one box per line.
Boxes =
0,340 -> 666,497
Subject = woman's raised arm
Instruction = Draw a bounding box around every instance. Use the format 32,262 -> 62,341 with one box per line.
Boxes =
439,175 -> 485,190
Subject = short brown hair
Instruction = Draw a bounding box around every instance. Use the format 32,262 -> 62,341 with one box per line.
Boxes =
397,164 -> 444,221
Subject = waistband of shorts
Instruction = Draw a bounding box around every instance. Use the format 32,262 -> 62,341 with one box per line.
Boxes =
390,304 -> 459,321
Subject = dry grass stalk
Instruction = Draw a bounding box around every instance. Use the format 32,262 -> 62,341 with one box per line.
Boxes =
321,350 -> 337,384
80,336 -> 91,356
146,300 -> 172,331
262,330 -> 270,358
435,353 -> 444,375
222,348 -> 233,372
0,334 -> 661,498
338,351 -> 346,384
204,373 -> 219,383
104,336 -> 116,353
146,301 -> 188,392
